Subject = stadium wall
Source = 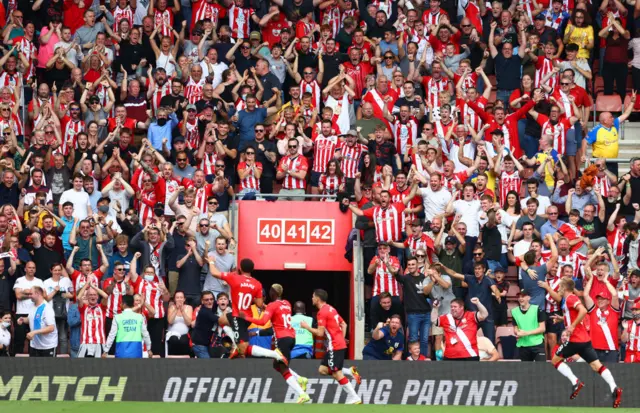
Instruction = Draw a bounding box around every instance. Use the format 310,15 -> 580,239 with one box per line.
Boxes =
1,359 -> 638,407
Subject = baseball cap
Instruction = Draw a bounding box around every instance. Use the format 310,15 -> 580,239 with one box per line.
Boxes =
494,267 -> 506,273
186,104 -> 197,111
173,135 -> 185,143
444,236 -> 457,245
249,31 -> 261,41
517,289 -> 530,296
596,290 -> 612,300
535,14 -> 546,20
280,27 -> 291,34
346,129 -> 358,137
88,95 -> 100,104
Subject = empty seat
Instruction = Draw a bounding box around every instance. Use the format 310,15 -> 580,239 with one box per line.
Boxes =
595,94 -> 622,112
496,326 -> 515,338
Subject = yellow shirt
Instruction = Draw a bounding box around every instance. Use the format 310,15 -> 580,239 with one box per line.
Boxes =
564,24 -> 594,60
472,169 -> 497,194
587,118 -> 620,159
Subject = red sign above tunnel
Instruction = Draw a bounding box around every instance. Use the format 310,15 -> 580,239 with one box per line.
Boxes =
238,201 -> 352,271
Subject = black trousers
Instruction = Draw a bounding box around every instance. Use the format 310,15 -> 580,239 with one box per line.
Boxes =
603,61 -> 628,101
29,347 -> 56,357
167,335 -> 191,356
147,318 -> 166,357
105,317 -> 116,355
13,314 -> 29,355
632,67 -> 640,93
596,349 -> 619,363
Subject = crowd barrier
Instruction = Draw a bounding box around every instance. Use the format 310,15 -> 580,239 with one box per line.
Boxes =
1,359 -> 638,407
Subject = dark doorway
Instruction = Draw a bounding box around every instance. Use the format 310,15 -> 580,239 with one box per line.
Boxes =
253,271 -> 351,322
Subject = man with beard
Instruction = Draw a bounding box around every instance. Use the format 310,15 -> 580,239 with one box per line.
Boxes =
147,67 -> 172,118
21,169 -> 53,207
46,154 -> 72,205
343,47 -> 373,99
80,95 -> 113,142
160,79 -> 187,114
383,104 -> 418,157
235,94 -> 280,151
528,104 -> 579,157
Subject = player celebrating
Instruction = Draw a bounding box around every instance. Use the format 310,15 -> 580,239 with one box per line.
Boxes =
239,284 -> 311,404
206,257 -> 287,364
300,289 -> 362,405
551,278 -> 622,408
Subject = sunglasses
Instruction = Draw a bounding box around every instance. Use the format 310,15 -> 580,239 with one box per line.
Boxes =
473,253 -> 483,256
142,180 -> 151,183
548,212 -> 558,215
45,131 -> 54,134
205,142 -> 215,145
246,151 -> 255,154
255,129 -> 264,132
208,201 -> 218,205
289,145 -> 298,149
241,46 -> 250,50
187,109 -> 196,112
1,109 -> 9,112
304,72 -> 313,75
561,83 -> 571,86
202,298 -> 214,302
115,268 -> 125,271
461,24 -> 471,27
199,223 -> 209,227
215,164 -> 225,168
177,222 -> 186,226
177,158 -> 187,161
384,56 -> 393,59
416,254 -> 426,258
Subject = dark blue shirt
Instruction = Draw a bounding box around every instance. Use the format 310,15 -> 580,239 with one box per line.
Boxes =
237,107 -> 267,150
519,265 -> 548,309
464,274 -> 496,319
362,326 -> 404,360
494,53 -> 522,91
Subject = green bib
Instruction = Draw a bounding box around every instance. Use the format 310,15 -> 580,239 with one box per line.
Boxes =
115,311 -> 144,343
291,314 -> 314,346
511,304 -> 544,347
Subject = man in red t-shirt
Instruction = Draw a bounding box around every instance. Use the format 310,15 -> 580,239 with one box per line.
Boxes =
551,278 -> 622,407
240,284 -> 310,404
300,289 -> 362,405
432,297 -> 488,360
208,257 -> 287,364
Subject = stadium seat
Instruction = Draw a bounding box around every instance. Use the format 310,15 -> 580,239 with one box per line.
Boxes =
507,301 -> 518,319
506,266 -> 518,281
15,354 -> 29,357
593,76 -> 604,95
595,94 -> 622,112
166,355 -> 190,358
496,326 -> 515,338
507,284 -> 521,301
56,354 -> 70,358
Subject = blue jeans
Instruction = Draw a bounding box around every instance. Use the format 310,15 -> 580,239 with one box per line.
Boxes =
407,312 -> 431,358
192,345 -> 210,358
496,89 -> 514,105
479,319 -> 496,345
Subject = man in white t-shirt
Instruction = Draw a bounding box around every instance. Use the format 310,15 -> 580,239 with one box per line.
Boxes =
446,183 -> 482,238
59,174 -> 92,220
417,172 -> 452,221
520,179 -> 551,216
513,222 -> 535,259
18,285 -> 58,356
12,261 -> 45,354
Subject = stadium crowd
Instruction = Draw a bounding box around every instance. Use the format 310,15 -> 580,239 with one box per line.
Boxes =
0,0 -> 638,370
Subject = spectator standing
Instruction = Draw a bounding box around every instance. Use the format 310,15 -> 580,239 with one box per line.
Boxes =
0,311 -> 12,356
176,239 -> 204,306
431,297 -> 488,361
167,291 -> 193,356
12,262 -> 45,354
584,273 -> 621,363
291,301 -> 314,359
103,294 -> 152,358
43,262 -> 73,355
20,286 -> 58,357
512,289 -> 547,361
191,291 -> 219,358
76,284 -> 109,358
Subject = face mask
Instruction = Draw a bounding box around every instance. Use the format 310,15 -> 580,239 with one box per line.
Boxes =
98,205 -> 110,213
241,94 -> 247,101
154,208 -> 164,217
144,275 -> 155,282
157,118 -> 167,126
634,313 -> 640,320
1,321 -> 9,328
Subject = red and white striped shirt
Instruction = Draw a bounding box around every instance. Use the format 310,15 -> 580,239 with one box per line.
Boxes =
370,255 -> 401,296
362,202 -> 407,242
80,304 -> 106,344
319,174 -> 344,199
312,134 -> 338,173
558,251 -> 587,279
392,116 -> 418,155
60,116 -> 85,156
150,81 -> 172,116
103,278 -> 127,319
624,319 -> 640,352
0,71 -> 20,92
404,233 -> 436,260
544,275 -> 562,313
138,187 -> 159,225
185,77 -> 206,104
238,161 -> 262,192
422,76 -> 451,108
154,9 -> 174,38
12,37 -> 37,80
228,5 -> 254,39
113,5 -> 134,30
133,277 -> 165,319
321,5 -> 342,37
607,228 -> 626,258
534,56 -> 560,89
300,79 -> 321,109
194,184 -> 214,211
181,118 -> 200,149
594,175 -> 611,198
336,141 -> 367,178
499,170 -> 521,205
537,115 -> 571,156
278,155 -> 309,189
192,0 -> 226,30
422,8 -> 448,27
199,152 -> 218,176
72,270 -> 102,300
458,96 -> 487,131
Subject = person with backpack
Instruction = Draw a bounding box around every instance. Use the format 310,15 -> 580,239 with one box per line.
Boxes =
43,263 -> 74,355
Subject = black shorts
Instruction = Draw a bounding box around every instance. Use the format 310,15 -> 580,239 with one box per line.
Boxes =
229,315 -> 250,343
518,344 -> 546,362
321,348 -> 346,372
556,341 -> 598,364
274,336 -> 295,366
29,347 -> 56,357
310,171 -> 322,187
546,312 -> 564,336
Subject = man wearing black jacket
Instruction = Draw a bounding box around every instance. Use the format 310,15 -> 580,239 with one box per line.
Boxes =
395,256 -> 432,358
191,291 -> 219,359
